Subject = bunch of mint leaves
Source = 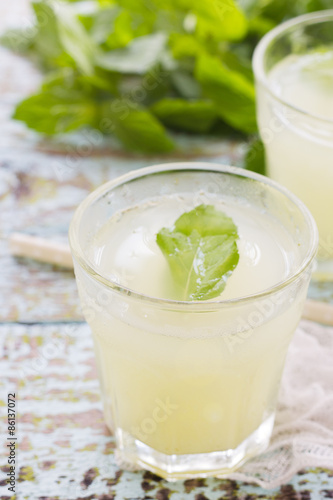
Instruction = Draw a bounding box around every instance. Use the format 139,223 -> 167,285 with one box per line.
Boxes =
1,0 -> 330,154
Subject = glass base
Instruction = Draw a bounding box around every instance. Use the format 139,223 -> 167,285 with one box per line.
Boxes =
115,414 -> 275,481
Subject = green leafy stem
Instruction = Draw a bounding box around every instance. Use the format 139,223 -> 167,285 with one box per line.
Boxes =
1,0 -> 329,154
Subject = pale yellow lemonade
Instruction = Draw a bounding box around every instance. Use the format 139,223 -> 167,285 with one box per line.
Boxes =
75,193 -> 307,465
257,50 -> 333,262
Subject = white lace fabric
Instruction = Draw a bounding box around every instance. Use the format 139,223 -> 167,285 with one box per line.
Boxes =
230,320 -> 333,488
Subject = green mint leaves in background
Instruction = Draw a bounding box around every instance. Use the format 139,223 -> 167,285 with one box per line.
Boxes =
244,135 -> 266,175
156,205 -> 239,301
1,0 -> 329,154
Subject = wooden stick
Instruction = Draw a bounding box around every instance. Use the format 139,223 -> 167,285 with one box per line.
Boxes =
9,233 -> 73,269
302,299 -> 333,327
8,233 -> 333,326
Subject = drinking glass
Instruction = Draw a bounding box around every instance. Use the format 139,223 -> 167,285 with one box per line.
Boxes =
253,10 -> 333,279
69,163 -> 317,480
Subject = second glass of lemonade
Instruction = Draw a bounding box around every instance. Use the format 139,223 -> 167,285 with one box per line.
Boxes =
253,11 -> 333,279
69,163 -> 317,480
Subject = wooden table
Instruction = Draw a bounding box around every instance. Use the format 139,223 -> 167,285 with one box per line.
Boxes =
0,4 -> 333,499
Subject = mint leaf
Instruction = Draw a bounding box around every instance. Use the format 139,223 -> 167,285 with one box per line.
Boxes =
13,71 -> 98,135
221,51 -> 254,82
89,7 -> 124,45
193,0 -> 247,42
156,204 -> 239,301
97,33 -> 167,74
170,34 -> 203,60
0,28 -> 35,54
169,71 -> 202,100
102,9 -> 153,50
247,16 -> 276,37
151,98 -> 217,133
195,53 -> 257,133
51,1 -> 97,74
31,2 -> 64,63
32,1 -> 96,74
101,100 -> 174,153
244,136 -> 266,175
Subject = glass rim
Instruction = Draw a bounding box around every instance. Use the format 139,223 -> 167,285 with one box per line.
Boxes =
252,9 -> 333,125
69,163 -> 318,311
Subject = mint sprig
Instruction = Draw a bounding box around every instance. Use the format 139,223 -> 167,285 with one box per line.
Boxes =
2,0 -> 329,153
156,204 -> 239,301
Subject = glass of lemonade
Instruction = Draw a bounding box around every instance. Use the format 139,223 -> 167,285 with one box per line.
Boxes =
253,10 -> 333,280
69,163 -> 317,480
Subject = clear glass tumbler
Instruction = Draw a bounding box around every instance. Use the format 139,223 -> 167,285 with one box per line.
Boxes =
253,11 -> 333,279
69,163 -> 317,480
